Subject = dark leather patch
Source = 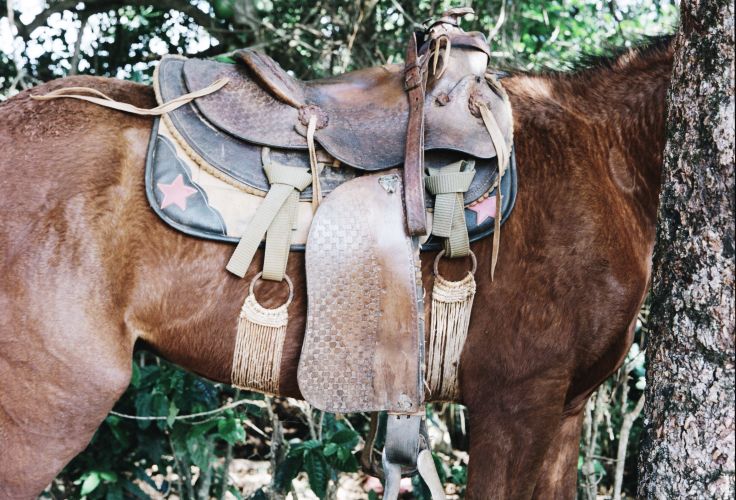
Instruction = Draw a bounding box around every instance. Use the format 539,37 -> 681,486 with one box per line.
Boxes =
144,122 -> 228,239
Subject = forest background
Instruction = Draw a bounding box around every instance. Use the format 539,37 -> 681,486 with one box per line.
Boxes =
0,1 -> 678,498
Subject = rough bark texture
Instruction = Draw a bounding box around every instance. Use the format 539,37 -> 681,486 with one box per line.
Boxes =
638,0 -> 735,498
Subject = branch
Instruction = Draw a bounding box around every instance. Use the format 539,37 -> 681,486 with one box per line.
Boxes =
612,393 -> 645,500
68,15 -> 88,75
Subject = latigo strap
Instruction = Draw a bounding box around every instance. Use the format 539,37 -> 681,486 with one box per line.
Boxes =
403,32 -> 428,236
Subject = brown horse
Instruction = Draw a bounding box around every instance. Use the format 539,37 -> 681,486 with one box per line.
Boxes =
0,39 -> 673,499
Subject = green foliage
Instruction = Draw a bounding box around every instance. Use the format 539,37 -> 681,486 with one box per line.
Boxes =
45,355 -> 258,499
275,417 -> 361,497
1,0 -> 677,96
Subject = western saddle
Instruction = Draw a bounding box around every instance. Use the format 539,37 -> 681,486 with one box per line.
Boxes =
36,7 -> 515,498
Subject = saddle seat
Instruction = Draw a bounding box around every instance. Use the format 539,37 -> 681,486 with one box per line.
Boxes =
180,38 -> 512,170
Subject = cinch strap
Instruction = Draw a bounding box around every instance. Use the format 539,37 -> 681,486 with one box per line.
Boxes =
226,150 -> 312,281
425,160 -> 476,258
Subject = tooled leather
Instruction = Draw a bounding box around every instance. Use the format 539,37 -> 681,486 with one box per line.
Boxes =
183,59 -> 306,149
299,170 -> 423,413
179,35 -> 513,171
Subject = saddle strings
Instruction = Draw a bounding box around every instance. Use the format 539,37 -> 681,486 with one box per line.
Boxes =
306,114 -> 323,212
478,102 -> 511,281
30,78 -> 229,116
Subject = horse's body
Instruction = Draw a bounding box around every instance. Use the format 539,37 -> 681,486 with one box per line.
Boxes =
0,40 -> 673,499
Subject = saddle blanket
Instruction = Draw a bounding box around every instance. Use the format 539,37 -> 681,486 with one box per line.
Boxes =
144,116 -> 517,250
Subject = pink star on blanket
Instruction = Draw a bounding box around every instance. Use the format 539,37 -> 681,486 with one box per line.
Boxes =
468,194 -> 498,223
157,174 -> 197,211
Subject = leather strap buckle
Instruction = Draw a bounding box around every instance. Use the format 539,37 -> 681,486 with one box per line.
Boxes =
404,63 -> 422,90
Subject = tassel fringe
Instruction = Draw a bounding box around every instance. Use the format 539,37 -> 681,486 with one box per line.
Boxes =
426,272 -> 476,401
231,293 -> 289,395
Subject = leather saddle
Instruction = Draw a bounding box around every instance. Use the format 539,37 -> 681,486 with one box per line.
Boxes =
146,9 -> 517,498
151,42 -> 518,250
181,45 -> 512,171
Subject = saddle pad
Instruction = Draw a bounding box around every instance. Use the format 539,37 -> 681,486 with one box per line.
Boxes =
298,170 -> 424,413
144,117 -> 518,250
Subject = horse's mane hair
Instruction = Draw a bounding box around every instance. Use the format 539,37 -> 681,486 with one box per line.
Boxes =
504,35 -> 675,77
571,35 -> 675,72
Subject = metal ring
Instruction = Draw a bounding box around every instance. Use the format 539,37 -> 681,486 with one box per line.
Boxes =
249,272 -> 294,309
433,249 -> 477,277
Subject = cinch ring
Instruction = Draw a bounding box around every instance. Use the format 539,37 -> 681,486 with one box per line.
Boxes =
433,249 -> 477,277
249,272 -> 294,309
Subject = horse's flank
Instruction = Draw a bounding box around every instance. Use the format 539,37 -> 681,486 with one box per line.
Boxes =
0,39 -> 673,499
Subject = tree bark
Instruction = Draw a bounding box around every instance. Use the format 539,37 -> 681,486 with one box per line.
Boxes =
637,0 -> 735,498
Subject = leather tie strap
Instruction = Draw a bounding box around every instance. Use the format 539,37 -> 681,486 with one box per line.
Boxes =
425,160 -> 476,258
479,103 -> 511,280
403,32 -> 428,237
226,157 -> 312,280
30,78 -> 230,115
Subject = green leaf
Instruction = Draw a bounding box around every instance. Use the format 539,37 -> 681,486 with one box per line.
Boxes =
302,439 -> 322,450
329,429 -> 359,447
80,472 -> 101,496
166,401 -> 179,427
134,392 -> 152,429
340,452 -> 359,473
217,417 -> 246,445
186,433 -> 213,471
130,362 -> 141,388
98,471 -> 118,483
188,419 -> 218,439
304,452 -> 329,499
323,442 -> 338,456
274,454 -> 302,491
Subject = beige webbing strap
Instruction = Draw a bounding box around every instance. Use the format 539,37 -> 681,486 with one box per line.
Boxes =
479,103 -> 510,280
30,78 -> 230,116
226,160 -> 312,280
425,161 -> 476,258
306,114 -> 323,213
263,189 -> 299,281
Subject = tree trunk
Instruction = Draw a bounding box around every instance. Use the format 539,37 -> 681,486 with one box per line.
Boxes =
637,1 -> 735,498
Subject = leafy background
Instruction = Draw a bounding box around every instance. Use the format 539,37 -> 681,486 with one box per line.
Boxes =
0,1 -> 676,498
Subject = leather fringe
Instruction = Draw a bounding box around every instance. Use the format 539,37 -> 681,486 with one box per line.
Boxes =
231,293 -> 288,395
426,272 -> 476,401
